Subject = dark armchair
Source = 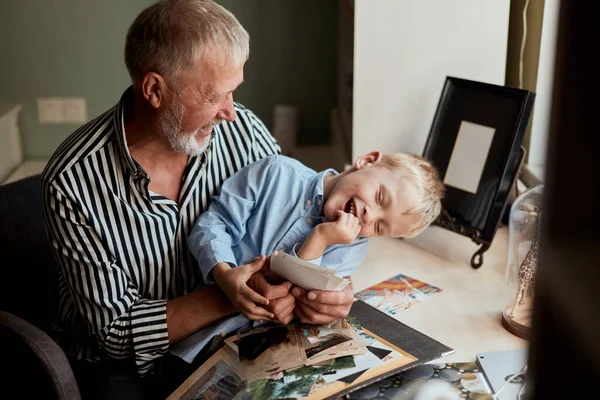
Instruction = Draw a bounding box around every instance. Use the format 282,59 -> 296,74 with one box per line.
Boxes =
0,175 -> 81,399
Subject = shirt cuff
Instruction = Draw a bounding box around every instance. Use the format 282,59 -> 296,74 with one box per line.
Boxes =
129,299 -> 170,376
194,240 -> 238,283
290,243 -> 323,266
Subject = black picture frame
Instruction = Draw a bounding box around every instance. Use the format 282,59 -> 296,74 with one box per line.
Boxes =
422,76 -> 535,268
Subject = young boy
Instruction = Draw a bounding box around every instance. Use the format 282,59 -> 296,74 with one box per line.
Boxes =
188,151 -> 444,322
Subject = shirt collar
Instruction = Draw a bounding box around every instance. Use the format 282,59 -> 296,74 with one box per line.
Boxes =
113,86 -> 145,178
307,168 -> 338,216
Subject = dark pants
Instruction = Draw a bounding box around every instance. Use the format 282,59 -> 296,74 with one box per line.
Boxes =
70,336 -> 225,400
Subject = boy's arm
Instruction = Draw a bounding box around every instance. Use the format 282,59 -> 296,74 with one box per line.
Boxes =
188,157 -> 275,283
188,157 -> 282,321
295,226 -> 329,260
292,237 -> 369,324
296,210 -> 361,262
292,212 -> 369,325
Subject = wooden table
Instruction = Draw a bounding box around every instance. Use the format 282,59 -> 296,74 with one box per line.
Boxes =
351,225 -> 527,363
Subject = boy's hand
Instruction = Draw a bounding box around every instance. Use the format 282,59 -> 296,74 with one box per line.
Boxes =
317,210 -> 361,245
247,259 -> 295,325
212,256 -> 275,322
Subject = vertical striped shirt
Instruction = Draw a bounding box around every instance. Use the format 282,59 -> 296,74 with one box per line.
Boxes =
41,87 -> 280,376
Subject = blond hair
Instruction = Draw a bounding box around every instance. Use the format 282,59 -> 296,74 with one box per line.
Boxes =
380,153 -> 444,237
125,0 -> 249,88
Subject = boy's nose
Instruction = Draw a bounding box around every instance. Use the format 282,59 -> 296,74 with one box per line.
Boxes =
362,205 -> 374,224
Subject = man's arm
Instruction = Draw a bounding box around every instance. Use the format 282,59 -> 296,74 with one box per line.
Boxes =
166,285 -> 236,344
42,180 -> 233,375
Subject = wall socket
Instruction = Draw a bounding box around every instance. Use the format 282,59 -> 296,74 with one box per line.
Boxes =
37,97 -> 87,124
37,98 -> 64,124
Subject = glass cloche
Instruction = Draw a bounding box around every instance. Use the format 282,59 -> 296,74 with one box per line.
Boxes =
502,184 -> 544,339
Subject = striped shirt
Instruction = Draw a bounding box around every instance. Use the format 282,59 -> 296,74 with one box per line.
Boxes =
41,87 -> 280,376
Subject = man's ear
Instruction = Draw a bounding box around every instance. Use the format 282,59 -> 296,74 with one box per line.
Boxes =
353,151 -> 382,170
141,72 -> 167,109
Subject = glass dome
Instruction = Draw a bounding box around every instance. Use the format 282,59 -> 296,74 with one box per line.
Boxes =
502,184 -> 544,339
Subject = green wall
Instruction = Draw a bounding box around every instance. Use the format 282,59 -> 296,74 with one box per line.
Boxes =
0,0 -> 155,159
0,0 -> 337,159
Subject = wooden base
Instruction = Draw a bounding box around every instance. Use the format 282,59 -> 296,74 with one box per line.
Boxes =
502,312 -> 531,340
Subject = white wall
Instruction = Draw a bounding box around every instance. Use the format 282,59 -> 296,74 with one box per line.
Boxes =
353,0 -> 510,159
527,0 -> 560,180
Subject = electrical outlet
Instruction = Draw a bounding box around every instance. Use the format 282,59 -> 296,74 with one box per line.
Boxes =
37,98 -> 65,123
63,97 -> 87,123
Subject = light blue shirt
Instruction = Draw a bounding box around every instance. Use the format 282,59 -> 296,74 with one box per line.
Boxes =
189,154 -> 368,281
169,155 -> 368,363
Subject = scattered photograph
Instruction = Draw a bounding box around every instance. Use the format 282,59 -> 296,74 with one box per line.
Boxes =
243,357 -> 356,399
226,325 -> 307,382
355,273 -> 442,316
179,359 -> 246,400
298,319 -> 367,361
320,351 -> 382,383
237,325 -> 290,361
346,315 -> 377,346
303,331 -> 352,359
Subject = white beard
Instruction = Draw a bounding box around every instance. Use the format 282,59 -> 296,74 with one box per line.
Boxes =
160,100 -> 221,157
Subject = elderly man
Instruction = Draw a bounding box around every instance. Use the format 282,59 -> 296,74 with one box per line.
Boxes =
41,1 -> 355,398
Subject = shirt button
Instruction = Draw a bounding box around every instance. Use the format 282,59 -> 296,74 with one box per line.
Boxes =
306,199 -> 312,206
306,217 -> 313,224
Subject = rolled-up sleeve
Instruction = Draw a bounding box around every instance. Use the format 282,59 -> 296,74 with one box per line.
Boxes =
289,243 -> 323,266
42,180 -> 168,376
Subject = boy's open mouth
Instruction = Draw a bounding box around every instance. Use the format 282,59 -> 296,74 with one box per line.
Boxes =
344,198 -> 357,217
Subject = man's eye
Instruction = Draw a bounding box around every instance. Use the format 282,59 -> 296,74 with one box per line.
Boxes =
378,189 -> 383,205
376,221 -> 380,235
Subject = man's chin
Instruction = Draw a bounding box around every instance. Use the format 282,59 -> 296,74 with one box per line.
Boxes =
198,126 -> 214,136
168,132 -> 211,157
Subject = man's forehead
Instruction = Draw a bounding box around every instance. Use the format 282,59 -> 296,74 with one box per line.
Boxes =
191,61 -> 243,89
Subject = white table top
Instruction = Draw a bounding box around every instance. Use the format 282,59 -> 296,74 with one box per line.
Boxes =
351,225 -> 527,363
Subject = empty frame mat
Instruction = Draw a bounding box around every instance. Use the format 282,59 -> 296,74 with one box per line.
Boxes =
444,121 -> 495,194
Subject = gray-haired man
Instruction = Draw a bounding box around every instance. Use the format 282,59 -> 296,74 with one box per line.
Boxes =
42,1 -> 355,398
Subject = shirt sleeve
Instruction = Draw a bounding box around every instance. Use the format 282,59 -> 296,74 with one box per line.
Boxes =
289,243 -> 323,266
320,238 -> 370,278
42,179 -> 168,376
188,158 -> 277,283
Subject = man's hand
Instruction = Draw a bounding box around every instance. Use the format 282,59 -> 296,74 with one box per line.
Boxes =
247,264 -> 295,325
212,256 -> 275,322
291,282 -> 354,325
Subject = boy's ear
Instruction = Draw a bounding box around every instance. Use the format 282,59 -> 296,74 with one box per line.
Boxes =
353,151 -> 382,170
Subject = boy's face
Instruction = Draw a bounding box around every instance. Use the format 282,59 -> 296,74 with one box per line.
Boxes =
323,153 -> 419,238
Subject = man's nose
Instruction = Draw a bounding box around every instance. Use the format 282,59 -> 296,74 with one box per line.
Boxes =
217,93 -> 236,122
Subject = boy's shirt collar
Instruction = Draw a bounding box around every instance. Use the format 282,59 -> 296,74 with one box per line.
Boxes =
306,168 -> 338,219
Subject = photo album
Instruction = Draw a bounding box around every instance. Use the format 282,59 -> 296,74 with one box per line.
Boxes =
168,300 -> 453,399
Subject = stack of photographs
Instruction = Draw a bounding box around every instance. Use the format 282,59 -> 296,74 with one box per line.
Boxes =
169,317 -> 418,400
